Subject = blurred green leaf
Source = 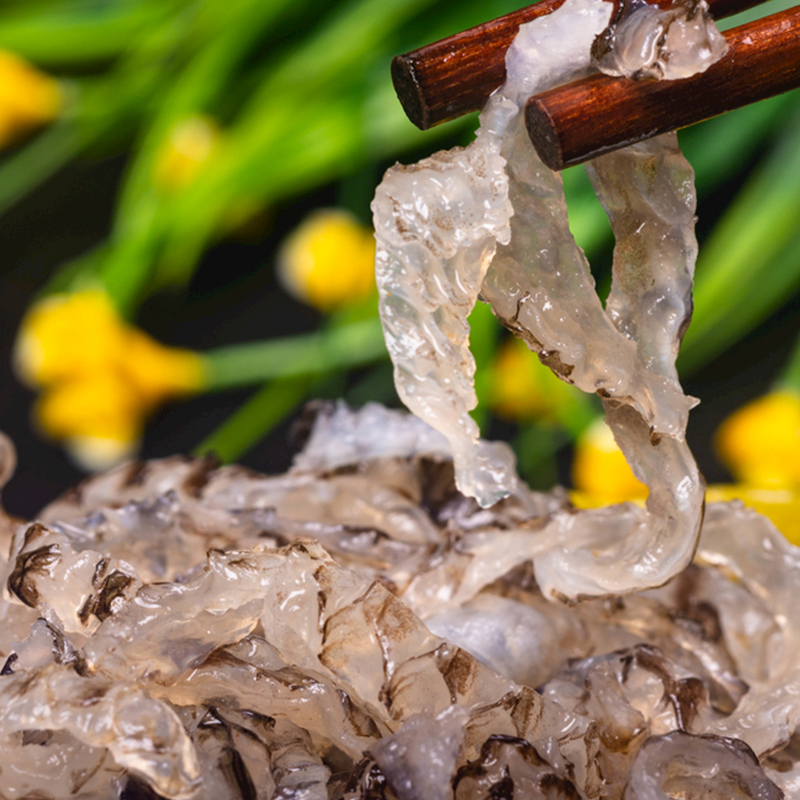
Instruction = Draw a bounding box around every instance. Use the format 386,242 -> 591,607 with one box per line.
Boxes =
680,102 -> 800,374
204,317 -> 387,389
0,0 -> 162,65
513,423 -> 565,491
470,301 -> 501,430
194,375 -> 311,463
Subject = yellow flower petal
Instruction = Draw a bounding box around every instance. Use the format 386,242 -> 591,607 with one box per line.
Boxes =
14,290 -> 127,388
277,209 -> 376,312
572,417 -> 648,506
35,375 -> 142,446
0,50 -> 61,149
16,289 -> 205,398
123,329 -> 206,403
715,390 -> 800,488
488,336 -> 580,422
66,436 -> 140,473
153,115 -> 223,193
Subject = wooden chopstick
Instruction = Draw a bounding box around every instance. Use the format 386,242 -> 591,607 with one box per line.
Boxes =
527,5 -> 800,169
392,0 -> 769,130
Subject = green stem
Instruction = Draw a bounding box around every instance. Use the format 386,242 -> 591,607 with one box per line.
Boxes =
203,317 -> 387,390
0,0 -> 163,64
193,376 -> 312,463
776,336 -> 800,395
513,423 -> 565,491
470,300 -> 500,430
0,120 -> 81,216
679,104 -> 800,374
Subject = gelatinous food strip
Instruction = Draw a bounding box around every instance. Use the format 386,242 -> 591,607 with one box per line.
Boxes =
0,665 -> 201,799
0,414 -> 796,797
592,0 -> 728,80
373,133 -> 517,507
626,731 -> 782,800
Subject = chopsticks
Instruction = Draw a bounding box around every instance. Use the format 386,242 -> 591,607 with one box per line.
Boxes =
392,0 -> 766,129
528,5 -> 800,168
392,0 -> 800,169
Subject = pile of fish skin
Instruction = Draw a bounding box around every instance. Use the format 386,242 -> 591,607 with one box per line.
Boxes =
0,403 -> 796,799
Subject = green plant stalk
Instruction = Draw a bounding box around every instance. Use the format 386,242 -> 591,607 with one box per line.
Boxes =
0,2 -> 189,225
153,73 -> 467,288
679,106 -> 800,375
104,0 -> 522,306
0,121 -> 81,217
244,0 -> 439,108
703,232 -> 800,356
681,91 -> 796,192
101,0 -> 296,311
0,0 -> 163,64
470,300 -> 500,430
513,423 -> 565,491
113,0 -> 300,228
97,0 -> 438,304
776,331 -> 800,395
203,317 -> 387,390
193,375 -> 312,463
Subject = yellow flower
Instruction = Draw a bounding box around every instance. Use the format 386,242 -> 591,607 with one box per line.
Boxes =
488,336 -> 584,422
277,209 -> 376,312
14,291 -> 128,388
35,375 -> 143,471
153,115 -> 223,193
0,50 -> 61,149
715,390 -> 800,488
571,417 -> 648,507
15,290 -> 206,470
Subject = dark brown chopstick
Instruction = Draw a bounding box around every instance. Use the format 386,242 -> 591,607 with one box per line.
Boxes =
392,0 -> 769,130
526,5 -> 800,169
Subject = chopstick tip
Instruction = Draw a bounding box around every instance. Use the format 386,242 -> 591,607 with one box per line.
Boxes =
525,98 -> 567,171
391,55 -> 430,131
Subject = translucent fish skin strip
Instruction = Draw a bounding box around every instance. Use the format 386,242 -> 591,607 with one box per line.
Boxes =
532,400 -> 704,598
0,665 -> 201,799
480,119 -> 694,439
373,140 -> 517,507
373,0 -> 613,508
500,128 -> 704,596
586,132 -> 699,388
